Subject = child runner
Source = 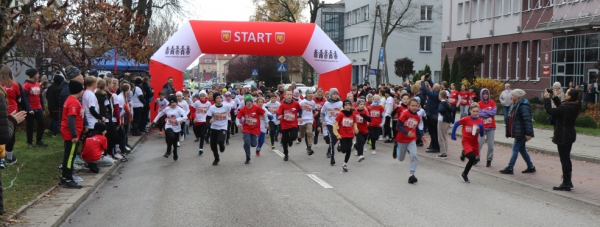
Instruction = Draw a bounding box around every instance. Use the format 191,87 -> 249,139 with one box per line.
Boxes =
60,80 -> 85,189
477,88 -> 497,167
223,92 -> 237,144
395,98 -> 426,184
256,97 -> 270,156
192,90 -> 211,155
354,99 -> 370,162
236,95 -> 267,164
333,100 -> 358,172
81,122 -> 114,170
392,94 -> 409,158
321,88 -> 342,164
458,84 -> 470,118
298,89 -> 317,155
153,95 -> 187,161
451,102 -> 485,183
265,94 -> 281,149
313,90 -> 326,145
206,92 -> 231,165
449,83 -> 459,119
176,91 -> 190,144
276,90 -> 302,161
367,95 -> 384,154
154,91 -> 169,135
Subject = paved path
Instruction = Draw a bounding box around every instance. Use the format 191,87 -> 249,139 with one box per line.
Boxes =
453,115 -> 600,163
57,130 -> 600,226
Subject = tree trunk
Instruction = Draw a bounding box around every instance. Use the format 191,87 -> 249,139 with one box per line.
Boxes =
301,59 -> 310,85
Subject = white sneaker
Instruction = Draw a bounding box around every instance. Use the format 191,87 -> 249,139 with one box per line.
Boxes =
177,142 -> 181,147
358,155 -> 365,162
72,174 -> 83,183
378,136 -> 384,141
371,150 -> 377,155
73,163 -> 83,170
114,153 -> 123,159
180,136 -> 184,142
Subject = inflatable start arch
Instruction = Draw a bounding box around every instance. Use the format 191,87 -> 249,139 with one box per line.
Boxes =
149,20 -> 352,115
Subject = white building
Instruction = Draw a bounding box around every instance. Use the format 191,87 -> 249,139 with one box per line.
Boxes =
317,0 -> 443,86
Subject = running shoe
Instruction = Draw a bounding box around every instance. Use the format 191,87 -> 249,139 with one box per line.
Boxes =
461,173 -> 470,183
27,143 -> 35,148
256,151 -> 260,157
330,158 -> 335,166
73,163 -> 83,170
342,165 -> 348,172
371,150 -> 376,155
408,175 -> 418,184
283,156 -> 289,161
358,156 -> 365,162
113,153 -> 124,159
6,156 -> 17,166
44,129 -> 53,136
245,157 -> 250,164
486,160 -> 492,167
307,149 -> 314,156
0,159 -> 5,169
159,131 -> 163,136
60,180 -> 83,189
73,174 -> 83,183
177,142 -> 181,147
271,145 -> 275,149
75,156 -> 85,165
180,136 -> 185,142
199,149 -> 204,155
474,157 -> 480,165
437,154 -> 447,159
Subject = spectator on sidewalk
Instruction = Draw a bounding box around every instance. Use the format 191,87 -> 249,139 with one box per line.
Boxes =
0,65 -> 22,168
162,77 -> 175,97
420,74 -> 441,153
130,78 -> 146,136
23,69 -> 48,148
500,89 -> 536,175
584,84 -> 598,106
544,88 -> 581,191
81,122 -> 114,172
499,83 -> 512,127
58,67 -> 84,126
60,80 -> 85,189
45,75 -> 64,137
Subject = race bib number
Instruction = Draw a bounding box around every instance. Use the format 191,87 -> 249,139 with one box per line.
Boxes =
448,98 -> 456,104
328,110 -> 339,117
268,107 -> 278,114
465,126 -> 472,133
356,115 -> 363,123
245,118 -> 257,126
302,104 -> 313,111
167,117 -> 179,126
483,118 -> 493,124
283,110 -> 296,121
197,107 -> 208,114
342,117 -> 354,127
404,118 -> 418,129
461,99 -> 467,104
370,110 -> 380,117
214,112 -> 228,121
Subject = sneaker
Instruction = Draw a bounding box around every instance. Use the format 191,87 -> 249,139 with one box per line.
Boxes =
522,167 -> 536,174
199,149 -> 204,155
194,138 -> 200,142
256,151 -> 260,157
408,175 -> 418,184
499,167 -> 514,175
384,139 -> 394,143
330,158 -> 335,166
177,142 -> 181,147
474,157 -> 480,165
437,154 -> 447,159
6,156 -> 17,166
486,160 -> 492,167
159,131 -> 163,136
245,157 -> 250,164
212,159 -> 219,166
461,173 -> 470,183
226,141 -> 230,145
283,156 -> 289,161
342,165 -> 348,172
114,153 -> 124,159
61,180 -> 83,189
358,155 -> 365,162
179,136 -> 184,142
27,143 -> 35,148
371,150 -> 376,155
553,183 -> 572,191
307,149 -> 314,156
271,145 -> 275,149
75,156 -> 85,165
73,163 -> 84,170
173,153 -> 178,161
72,174 -> 83,183
45,129 -> 53,136
0,159 -> 5,169
326,151 -> 331,158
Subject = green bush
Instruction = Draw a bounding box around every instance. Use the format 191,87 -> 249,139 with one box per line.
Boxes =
533,110 -> 550,124
530,96 -> 542,104
575,115 -> 598,129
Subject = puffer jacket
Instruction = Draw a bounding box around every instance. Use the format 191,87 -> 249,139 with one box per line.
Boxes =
544,97 -> 579,145
506,99 -> 534,139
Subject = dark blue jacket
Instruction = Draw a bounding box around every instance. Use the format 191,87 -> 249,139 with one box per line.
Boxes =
438,101 -> 454,123
505,99 -> 534,139
421,79 -> 440,117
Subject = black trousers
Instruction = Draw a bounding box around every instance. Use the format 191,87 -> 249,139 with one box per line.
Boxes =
427,115 -> 440,150
140,105 -> 150,132
26,109 -> 45,144
557,144 -> 573,182
210,129 -> 227,161
326,125 -> 338,159
269,121 -> 279,146
384,116 -> 392,139
61,140 -> 79,181
463,152 -> 476,175
355,132 -> 368,156
6,133 -> 15,151
340,138 -> 353,163
368,127 -> 382,150
193,124 -> 209,149
132,107 -> 143,133
313,120 -> 321,145
104,122 -> 118,156
392,119 -> 398,139
281,127 -> 298,156
47,112 -> 60,135
165,128 -> 180,158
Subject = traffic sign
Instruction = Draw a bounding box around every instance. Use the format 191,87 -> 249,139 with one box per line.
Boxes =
369,69 -> 377,75
277,63 -> 287,72
379,47 -> 384,61
251,69 -> 259,76
279,56 -> 286,63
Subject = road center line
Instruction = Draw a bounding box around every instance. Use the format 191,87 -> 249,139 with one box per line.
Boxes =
307,174 -> 333,189
272,149 -> 285,157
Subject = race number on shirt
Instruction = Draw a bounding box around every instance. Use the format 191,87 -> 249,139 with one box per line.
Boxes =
31,86 -> 41,95
268,107 -> 278,114
329,109 -> 340,117
404,118 -> 418,129
214,112 -> 228,120
465,126 -> 473,133
342,117 -> 354,127
370,110 -> 381,117
167,116 -> 179,126
483,118 -> 493,124
356,115 -> 364,123
197,107 -> 208,114
283,110 -> 296,121
245,117 -> 257,126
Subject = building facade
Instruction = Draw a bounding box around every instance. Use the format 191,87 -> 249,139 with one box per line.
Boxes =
196,54 -> 233,83
317,0 -> 443,86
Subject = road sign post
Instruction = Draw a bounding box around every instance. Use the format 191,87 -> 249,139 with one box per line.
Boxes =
278,57 -> 286,83
251,69 -> 259,77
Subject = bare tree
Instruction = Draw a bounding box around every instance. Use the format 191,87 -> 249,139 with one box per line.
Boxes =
147,19 -> 179,50
376,0 -> 431,84
251,0 -> 305,22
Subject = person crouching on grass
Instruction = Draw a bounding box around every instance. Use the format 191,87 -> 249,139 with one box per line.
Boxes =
395,98 -> 426,184
451,103 -> 485,183
333,100 -> 358,172
236,95 -> 267,164
152,95 -> 187,161
81,122 -> 114,172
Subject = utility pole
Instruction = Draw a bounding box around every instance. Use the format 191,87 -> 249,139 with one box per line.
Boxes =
366,4 -> 380,84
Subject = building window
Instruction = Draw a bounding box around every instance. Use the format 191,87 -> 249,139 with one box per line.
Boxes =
344,39 -> 351,53
205,59 -> 212,63
472,0 -> 478,21
496,44 -> 501,79
514,42 -> 519,80
353,37 -> 359,52
322,12 -> 344,50
512,0 -> 520,13
464,2 -> 470,22
486,0 -> 493,18
421,5 -> 433,21
504,0 -> 511,15
420,36 -> 432,52
533,40 -> 540,80
524,41 -> 530,80
495,0 -> 503,16
360,35 -> 369,51
458,3 -> 464,23
506,43 -> 510,80
362,5 -> 369,21
479,0 -> 486,19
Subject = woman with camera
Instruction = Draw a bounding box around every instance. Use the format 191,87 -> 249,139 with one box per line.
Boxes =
543,88 -> 581,191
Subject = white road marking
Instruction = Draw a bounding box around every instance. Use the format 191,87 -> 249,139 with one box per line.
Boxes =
307,174 -> 333,189
273,149 -> 285,157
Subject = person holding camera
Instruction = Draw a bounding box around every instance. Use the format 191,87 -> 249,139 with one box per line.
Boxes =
544,88 -> 581,191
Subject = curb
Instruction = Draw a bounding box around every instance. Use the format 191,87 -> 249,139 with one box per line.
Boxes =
4,134 -> 146,227
377,140 -> 600,208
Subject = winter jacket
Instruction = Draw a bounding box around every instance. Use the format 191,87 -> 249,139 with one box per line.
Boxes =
420,79 -> 440,117
162,83 -> 175,97
505,99 -> 534,139
544,97 -> 579,145
499,89 -> 513,107
95,90 -> 113,122
551,89 -> 565,108
0,91 -> 18,145
46,76 -> 64,112
437,100 -> 454,123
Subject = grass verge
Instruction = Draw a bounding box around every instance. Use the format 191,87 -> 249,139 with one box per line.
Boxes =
2,130 -> 64,220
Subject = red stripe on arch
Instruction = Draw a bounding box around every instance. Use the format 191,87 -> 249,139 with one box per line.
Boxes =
149,59 -> 183,119
318,64 -> 352,98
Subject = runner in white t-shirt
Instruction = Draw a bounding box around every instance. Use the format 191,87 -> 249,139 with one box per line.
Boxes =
207,92 -> 231,166
298,89 -> 317,155
152,96 -> 186,161
265,94 -> 281,149
154,91 -> 169,135
191,90 -> 211,155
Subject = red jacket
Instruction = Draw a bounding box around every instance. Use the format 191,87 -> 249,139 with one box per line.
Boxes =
81,134 -> 107,162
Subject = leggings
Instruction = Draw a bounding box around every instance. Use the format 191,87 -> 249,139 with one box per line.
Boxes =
257,132 -> 266,151
105,122 -> 118,156
5,133 -> 16,152
463,152 -> 476,175
340,138 -> 353,163
25,109 -> 45,144
383,116 -> 392,139
326,125 -> 338,159
210,129 -> 227,161
269,121 -> 279,146
281,127 -> 298,156
355,132 -> 368,156
193,123 -> 209,149
165,128 -> 180,158
368,126 -> 382,150
313,121 -> 320,145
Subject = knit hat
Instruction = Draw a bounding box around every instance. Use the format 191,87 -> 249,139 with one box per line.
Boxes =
293,89 -> 299,94
176,91 -> 183,97
222,88 -> 227,93
553,82 -> 562,88
213,92 -> 221,101
414,96 -> 421,104
193,93 -> 200,99
65,66 -> 81,80
356,99 -> 365,106
244,94 -> 253,104
89,69 -> 99,77
168,95 -> 177,104
511,89 -> 526,98
26,68 -> 38,78
306,89 -> 314,94
69,80 -> 84,94
199,90 -> 207,96
93,122 -> 107,133
343,100 -> 352,107
225,91 -> 231,96
135,78 -> 143,85
329,88 -> 339,96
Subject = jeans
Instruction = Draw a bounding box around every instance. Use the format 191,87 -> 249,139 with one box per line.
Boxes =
243,133 -> 258,158
257,132 -> 265,151
502,106 -> 510,124
46,112 -> 60,135
460,106 -> 469,118
508,138 -> 534,169
88,156 -> 114,167
26,109 -> 45,144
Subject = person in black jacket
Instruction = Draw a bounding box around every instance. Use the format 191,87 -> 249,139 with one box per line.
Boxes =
58,67 -> 84,126
544,88 -> 581,191
141,76 -> 154,133
500,89 -> 536,175
45,75 -> 64,137
436,91 -> 455,159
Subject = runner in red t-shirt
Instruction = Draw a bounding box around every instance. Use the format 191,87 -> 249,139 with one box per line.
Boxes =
458,84 -> 470,118
237,95 -> 267,164
333,100 -> 358,172
451,103 -> 485,183
23,69 -> 48,147
477,88 -> 497,167
354,99 -> 371,162
395,98 -> 426,184
60,80 -> 85,188
367,95 -> 384,154
276,90 -> 302,161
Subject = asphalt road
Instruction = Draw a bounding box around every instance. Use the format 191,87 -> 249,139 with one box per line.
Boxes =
63,131 -> 600,227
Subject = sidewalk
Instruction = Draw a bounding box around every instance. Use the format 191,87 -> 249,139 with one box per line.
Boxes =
4,134 -> 146,227
452,114 -> 600,164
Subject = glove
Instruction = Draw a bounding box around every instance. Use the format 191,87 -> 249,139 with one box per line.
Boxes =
451,135 -> 457,141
